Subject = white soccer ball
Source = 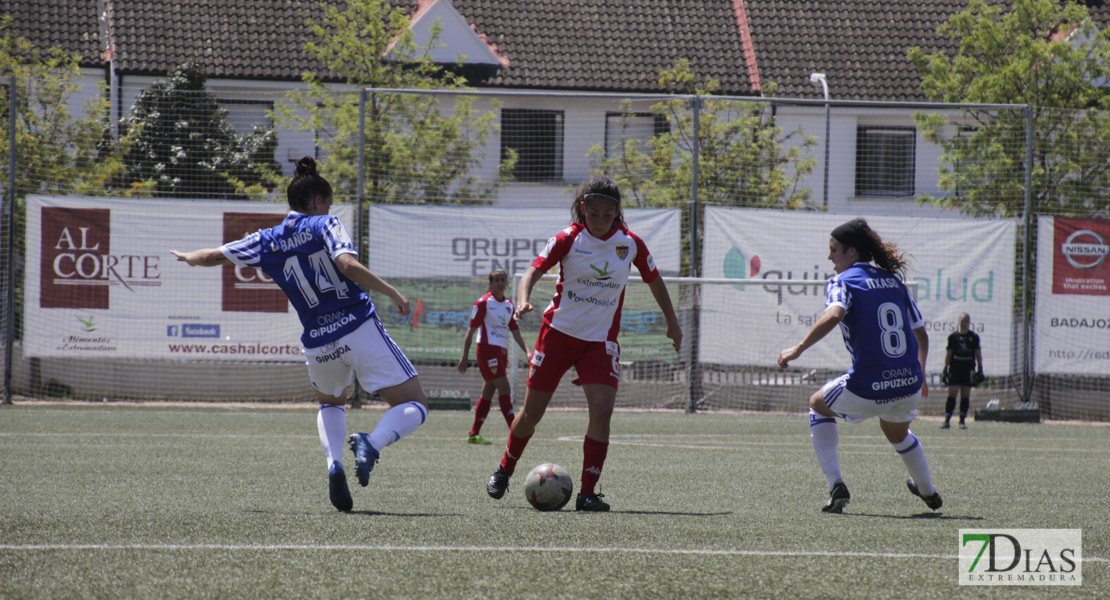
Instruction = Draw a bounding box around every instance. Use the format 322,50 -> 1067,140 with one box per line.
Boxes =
523,463 -> 573,511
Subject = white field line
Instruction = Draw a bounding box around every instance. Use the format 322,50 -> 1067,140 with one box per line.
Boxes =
1,431 -> 1107,457
556,435 -> 1110,457
0,543 -> 1106,564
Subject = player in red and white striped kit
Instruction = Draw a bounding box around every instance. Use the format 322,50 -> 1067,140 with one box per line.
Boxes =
456,269 -> 529,445
485,175 -> 682,511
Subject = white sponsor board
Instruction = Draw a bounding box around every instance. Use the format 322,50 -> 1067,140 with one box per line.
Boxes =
1034,215 -> 1110,374
25,195 -> 353,361
701,208 -> 1017,374
367,205 -> 682,278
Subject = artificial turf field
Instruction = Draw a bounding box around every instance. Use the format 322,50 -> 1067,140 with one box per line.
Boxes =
1,403 -> 1106,599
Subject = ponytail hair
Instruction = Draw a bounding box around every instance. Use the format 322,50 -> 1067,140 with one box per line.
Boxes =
830,217 -> 909,278
287,156 -> 333,212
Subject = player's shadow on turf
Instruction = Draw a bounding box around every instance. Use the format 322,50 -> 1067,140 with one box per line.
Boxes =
596,510 -> 734,517
840,512 -> 984,521
349,510 -> 460,517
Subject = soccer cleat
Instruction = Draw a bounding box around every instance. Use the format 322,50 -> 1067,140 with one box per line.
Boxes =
907,478 -> 943,511
328,462 -> 352,512
959,422 -> 968,430
468,434 -> 492,445
575,493 -> 610,512
822,482 -> 850,513
347,433 -> 379,487
940,421 -> 950,429
487,465 -> 512,499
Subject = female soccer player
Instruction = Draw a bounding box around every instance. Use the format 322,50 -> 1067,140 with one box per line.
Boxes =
456,269 -> 529,444
942,312 -> 983,430
485,175 -> 682,511
171,156 -> 428,513
777,218 -> 942,513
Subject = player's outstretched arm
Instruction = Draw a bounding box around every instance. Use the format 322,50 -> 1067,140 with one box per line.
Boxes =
334,253 -> 410,316
170,248 -> 230,267
514,266 -> 543,319
778,305 -> 845,368
647,277 -> 682,352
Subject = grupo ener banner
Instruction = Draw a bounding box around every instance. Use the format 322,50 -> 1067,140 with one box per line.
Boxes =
1034,216 -> 1110,374
25,195 -> 354,361
701,208 -> 1017,374
366,205 -> 682,362
367,205 -> 682,278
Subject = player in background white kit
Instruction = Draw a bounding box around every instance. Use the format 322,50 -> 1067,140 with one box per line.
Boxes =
777,218 -> 942,514
485,175 -> 682,512
171,156 -> 428,513
456,269 -> 529,444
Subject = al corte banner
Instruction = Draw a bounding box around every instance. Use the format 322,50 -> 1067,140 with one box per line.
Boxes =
700,208 -> 1017,375
367,205 -> 682,278
25,195 -> 353,360
1034,216 -> 1110,374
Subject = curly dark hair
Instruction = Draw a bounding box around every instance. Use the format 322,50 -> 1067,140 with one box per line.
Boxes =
831,217 -> 909,278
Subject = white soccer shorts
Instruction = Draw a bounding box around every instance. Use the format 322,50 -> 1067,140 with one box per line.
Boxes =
303,313 -> 418,397
821,374 -> 920,424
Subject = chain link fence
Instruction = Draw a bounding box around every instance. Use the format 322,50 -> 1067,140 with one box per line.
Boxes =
2,80 -> 1107,420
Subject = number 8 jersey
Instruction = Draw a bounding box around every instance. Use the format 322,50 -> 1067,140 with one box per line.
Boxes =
220,212 -> 376,348
826,262 -> 924,400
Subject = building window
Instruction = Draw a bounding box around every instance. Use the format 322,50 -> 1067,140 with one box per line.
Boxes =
216,99 -> 273,137
604,112 -> 668,160
501,108 -> 564,182
855,126 -> 915,197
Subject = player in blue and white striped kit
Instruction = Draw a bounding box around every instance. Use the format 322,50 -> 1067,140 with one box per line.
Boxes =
172,157 -> 428,513
777,218 -> 942,514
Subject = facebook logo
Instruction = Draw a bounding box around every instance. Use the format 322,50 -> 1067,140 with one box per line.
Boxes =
167,325 -> 179,337
183,324 -> 220,338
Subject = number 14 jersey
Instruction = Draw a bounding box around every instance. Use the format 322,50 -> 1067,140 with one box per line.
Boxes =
221,212 -> 375,349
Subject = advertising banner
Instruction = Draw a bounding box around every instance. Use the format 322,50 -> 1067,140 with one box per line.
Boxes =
701,208 -> 1017,374
25,195 -> 354,361
366,205 -> 682,361
367,205 -> 682,278
1034,216 -> 1110,374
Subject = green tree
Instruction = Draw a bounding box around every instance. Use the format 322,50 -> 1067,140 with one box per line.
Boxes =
0,16 -> 117,199
909,0 -> 1110,217
588,60 -> 817,210
280,0 -> 513,205
112,60 -> 282,199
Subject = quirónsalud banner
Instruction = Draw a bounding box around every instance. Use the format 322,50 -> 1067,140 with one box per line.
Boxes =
701,209 -> 1017,375
25,195 -> 354,361
1034,216 -> 1110,374
367,205 -> 682,278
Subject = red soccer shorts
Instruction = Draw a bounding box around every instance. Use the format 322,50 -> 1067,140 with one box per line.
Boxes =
526,324 -> 620,393
475,343 -> 508,381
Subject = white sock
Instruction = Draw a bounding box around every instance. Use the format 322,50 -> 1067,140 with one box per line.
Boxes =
318,404 -> 347,468
892,431 -> 936,495
367,401 -> 428,451
809,409 -> 842,491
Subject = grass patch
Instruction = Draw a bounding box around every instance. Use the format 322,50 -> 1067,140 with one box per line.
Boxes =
1,405 -> 1106,599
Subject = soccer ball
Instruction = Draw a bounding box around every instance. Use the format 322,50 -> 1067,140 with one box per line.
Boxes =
523,463 -> 573,511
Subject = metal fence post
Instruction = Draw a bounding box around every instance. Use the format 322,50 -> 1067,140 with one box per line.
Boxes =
350,89 -> 368,410
1021,105 -> 1034,402
686,96 -> 702,414
4,77 -> 17,405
